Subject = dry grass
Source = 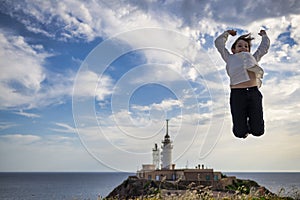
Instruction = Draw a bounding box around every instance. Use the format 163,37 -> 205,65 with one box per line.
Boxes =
104,185 -> 299,200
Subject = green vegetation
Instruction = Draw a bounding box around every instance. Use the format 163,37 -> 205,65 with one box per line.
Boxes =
105,177 -> 299,200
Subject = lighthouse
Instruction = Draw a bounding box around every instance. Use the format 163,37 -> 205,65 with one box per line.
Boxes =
161,119 -> 173,170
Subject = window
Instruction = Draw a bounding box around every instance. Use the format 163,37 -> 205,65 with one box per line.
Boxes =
206,175 -> 210,181
155,175 -> 160,181
214,175 -> 218,181
172,174 -> 176,181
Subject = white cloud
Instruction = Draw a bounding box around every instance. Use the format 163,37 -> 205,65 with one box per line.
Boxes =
13,110 -> 40,118
0,31 -> 97,109
2,1 -> 300,43
152,99 -> 183,110
0,33 -> 46,108
0,122 -> 18,130
0,32 -> 77,109
0,134 -> 41,144
73,69 -> 114,101
52,123 -> 76,134
0,132 -> 104,172
262,75 -> 300,135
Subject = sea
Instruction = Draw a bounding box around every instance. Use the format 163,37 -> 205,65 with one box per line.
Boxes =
0,172 -> 299,200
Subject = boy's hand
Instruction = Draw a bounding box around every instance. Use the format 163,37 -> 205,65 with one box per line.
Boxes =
258,30 -> 267,36
227,29 -> 237,36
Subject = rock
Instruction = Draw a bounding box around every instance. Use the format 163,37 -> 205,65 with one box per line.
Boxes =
105,176 -> 289,199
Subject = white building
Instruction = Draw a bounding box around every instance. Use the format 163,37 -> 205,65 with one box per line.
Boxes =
161,119 -> 173,169
152,143 -> 160,169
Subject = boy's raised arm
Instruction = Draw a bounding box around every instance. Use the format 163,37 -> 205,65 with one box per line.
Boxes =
214,31 -> 233,62
253,30 -> 270,62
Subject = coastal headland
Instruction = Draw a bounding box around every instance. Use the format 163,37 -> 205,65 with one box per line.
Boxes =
105,175 -> 294,199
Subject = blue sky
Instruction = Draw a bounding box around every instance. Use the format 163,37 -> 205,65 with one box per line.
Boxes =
0,0 -> 299,172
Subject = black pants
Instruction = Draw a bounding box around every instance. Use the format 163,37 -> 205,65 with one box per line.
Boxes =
230,86 -> 264,138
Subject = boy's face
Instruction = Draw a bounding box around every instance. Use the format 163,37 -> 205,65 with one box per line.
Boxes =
232,39 -> 250,54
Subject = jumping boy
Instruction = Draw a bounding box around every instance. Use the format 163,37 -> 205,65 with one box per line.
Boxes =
214,29 -> 270,138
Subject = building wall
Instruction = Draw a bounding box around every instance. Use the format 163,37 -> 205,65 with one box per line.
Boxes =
136,168 -> 234,189
138,168 -> 216,181
142,164 -> 156,171
141,169 -> 182,181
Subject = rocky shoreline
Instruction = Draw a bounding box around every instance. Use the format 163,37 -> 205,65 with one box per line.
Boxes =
104,175 -> 295,200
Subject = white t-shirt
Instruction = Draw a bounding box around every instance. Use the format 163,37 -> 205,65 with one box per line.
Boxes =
214,31 -> 270,87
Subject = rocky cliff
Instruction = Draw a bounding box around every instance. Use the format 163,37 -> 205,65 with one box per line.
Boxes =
105,175 -> 289,199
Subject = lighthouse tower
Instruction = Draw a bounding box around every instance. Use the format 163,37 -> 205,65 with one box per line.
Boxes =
152,143 -> 160,169
161,119 -> 173,170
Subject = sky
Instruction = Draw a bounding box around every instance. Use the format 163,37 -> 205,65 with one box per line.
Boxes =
0,0 -> 299,172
